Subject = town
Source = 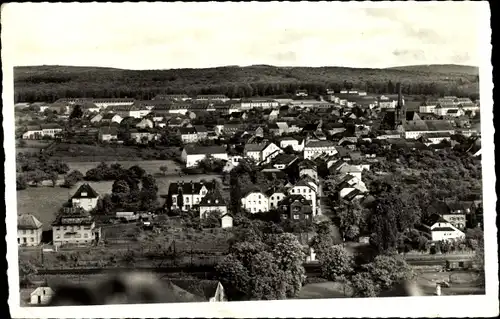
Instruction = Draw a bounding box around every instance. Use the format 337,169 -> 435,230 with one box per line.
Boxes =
15,83 -> 484,304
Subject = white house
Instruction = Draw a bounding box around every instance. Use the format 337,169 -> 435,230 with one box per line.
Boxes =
266,188 -> 287,210
181,145 -> 228,168
93,113 -> 123,124
98,127 -> 119,142
168,180 -> 214,211
17,214 -> 43,246
52,208 -> 101,246
23,124 -> 63,139
422,214 -> 466,242
179,127 -> 199,144
22,126 -> 43,139
199,190 -> 228,218
244,142 -> 282,164
303,140 -> 338,160
280,137 -> 305,152
288,179 -> 317,215
71,183 -> 99,211
241,191 -> 269,213
30,287 -> 55,305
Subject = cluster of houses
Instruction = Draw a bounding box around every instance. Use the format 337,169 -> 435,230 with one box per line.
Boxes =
17,89 -> 480,148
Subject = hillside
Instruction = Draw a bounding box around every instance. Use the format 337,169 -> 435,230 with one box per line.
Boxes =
386,64 -> 479,76
13,64 -> 480,103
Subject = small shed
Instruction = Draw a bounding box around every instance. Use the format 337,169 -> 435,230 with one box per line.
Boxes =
30,286 -> 55,305
221,214 -> 233,229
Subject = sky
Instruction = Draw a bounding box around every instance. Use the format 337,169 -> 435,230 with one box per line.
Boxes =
1,2 -> 488,70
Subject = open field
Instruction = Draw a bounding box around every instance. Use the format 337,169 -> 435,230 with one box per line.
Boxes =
17,174 -> 223,231
297,281 -> 353,299
16,140 -> 52,154
47,143 -> 181,162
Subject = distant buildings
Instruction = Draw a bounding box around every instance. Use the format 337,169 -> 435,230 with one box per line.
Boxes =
303,140 -> 337,160
17,214 -> 43,246
181,145 -> 228,168
22,124 -> 62,140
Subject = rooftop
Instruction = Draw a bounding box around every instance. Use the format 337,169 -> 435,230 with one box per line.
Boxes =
18,214 -> 43,230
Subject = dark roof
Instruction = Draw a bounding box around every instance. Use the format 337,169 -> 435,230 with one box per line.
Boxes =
432,227 -> 456,232
422,213 -> 449,227
168,180 -> 215,195
102,113 -> 120,120
71,183 -> 99,199
52,208 -> 94,226
199,189 -> 227,206
18,214 -> 43,230
40,123 -> 62,129
183,145 -> 227,155
272,153 -> 298,166
193,125 -> 208,133
299,159 -> 317,170
265,187 -> 287,197
168,279 -> 220,301
302,123 -> 319,132
99,127 -> 118,135
344,188 -> 362,201
179,127 -> 197,134
244,143 -> 267,152
278,194 -> 312,206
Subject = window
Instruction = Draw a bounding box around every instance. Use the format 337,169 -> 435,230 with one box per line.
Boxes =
186,197 -> 190,203
30,237 -> 34,242
293,215 -> 300,220
258,201 -> 261,204
31,230 -> 34,234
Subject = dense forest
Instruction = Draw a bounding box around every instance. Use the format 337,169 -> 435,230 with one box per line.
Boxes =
14,64 -> 479,103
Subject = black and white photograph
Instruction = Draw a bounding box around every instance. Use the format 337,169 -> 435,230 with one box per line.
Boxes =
2,1 -> 498,318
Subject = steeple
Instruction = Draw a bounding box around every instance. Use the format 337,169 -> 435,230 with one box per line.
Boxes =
395,82 -> 405,127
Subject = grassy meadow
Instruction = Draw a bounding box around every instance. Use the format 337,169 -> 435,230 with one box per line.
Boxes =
17,171 -> 224,231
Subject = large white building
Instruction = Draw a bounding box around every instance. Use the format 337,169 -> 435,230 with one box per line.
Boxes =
422,214 -> 466,242
181,146 -> 228,168
22,124 -> 63,140
303,140 -> 338,160
52,208 -> 101,246
266,188 -> 287,210
241,191 -> 269,213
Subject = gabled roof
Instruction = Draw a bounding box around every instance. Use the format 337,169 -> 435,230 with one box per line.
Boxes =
244,143 -> 267,152
102,113 -> 120,120
168,279 -> 220,301
265,187 -> 287,197
179,127 -> 197,134
71,183 -> 99,199
199,189 -> 227,206
193,125 -> 208,133
168,180 -> 215,195
422,213 -> 449,227
183,145 -> 227,155
278,194 -> 312,206
305,140 -> 336,148
344,188 -> 362,201
18,214 -> 43,230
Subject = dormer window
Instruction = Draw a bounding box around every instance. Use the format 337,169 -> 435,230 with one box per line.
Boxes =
81,192 -> 87,196
207,200 -> 211,204
215,199 -> 219,204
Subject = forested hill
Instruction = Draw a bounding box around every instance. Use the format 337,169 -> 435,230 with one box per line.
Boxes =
14,64 -> 480,103
386,64 -> 479,76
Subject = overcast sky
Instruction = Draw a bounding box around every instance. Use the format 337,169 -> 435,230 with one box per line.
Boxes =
2,2 -> 487,69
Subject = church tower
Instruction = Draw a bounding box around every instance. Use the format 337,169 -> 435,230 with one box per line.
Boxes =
395,82 -> 405,126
